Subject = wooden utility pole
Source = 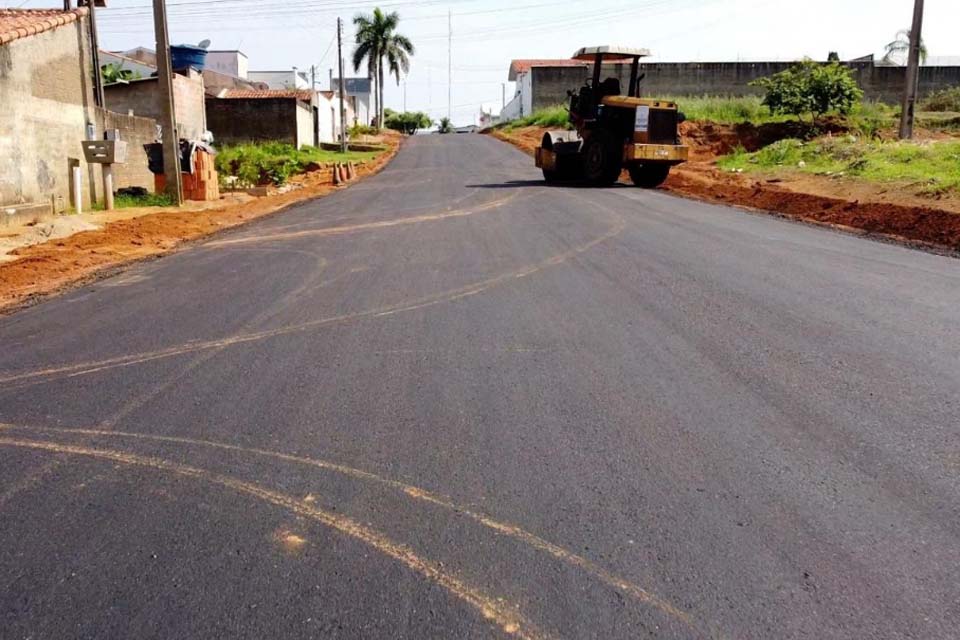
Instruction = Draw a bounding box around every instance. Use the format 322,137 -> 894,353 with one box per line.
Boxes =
337,17 -> 347,153
153,0 -> 182,203
899,0 -> 925,140
84,0 -> 104,107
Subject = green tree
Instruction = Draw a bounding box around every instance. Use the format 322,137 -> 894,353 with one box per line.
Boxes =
352,8 -> 415,130
100,62 -> 141,85
751,59 -> 863,123
883,29 -> 928,66
384,110 -> 432,134
437,117 -> 453,134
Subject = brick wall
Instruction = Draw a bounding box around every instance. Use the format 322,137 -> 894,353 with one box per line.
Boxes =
530,62 -> 960,110
205,97 -> 301,146
104,69 -> 206,141
0,16 -> 101,211
96,108 -> 157,192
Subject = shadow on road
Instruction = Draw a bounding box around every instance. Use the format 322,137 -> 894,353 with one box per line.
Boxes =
465,180 -> 630,190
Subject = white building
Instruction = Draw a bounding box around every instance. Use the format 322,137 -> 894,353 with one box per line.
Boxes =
248,68 -> 311,90
500,59 -> 588,121
99,50 -> 156,79
315,90 -> 356,143
330,73 -> 372,126
205,50 -> 248,79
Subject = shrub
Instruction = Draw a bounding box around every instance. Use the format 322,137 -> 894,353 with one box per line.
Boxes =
751,59 -> 863,123
385,110 -> 432,134
349,123 -> 379,137
921,87 -> 960,113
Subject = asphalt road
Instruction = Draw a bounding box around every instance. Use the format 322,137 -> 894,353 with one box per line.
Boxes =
1,134 -> 958,640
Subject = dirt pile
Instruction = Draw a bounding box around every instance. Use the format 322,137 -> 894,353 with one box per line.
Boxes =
0,133 -> 401,312
664,167 -> 960,250
489,125 -> 960,253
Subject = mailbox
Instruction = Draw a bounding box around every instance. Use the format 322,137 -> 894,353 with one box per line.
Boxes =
81,140 -> 127,165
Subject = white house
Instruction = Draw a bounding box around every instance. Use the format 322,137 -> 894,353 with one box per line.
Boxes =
315,90 -> 356,143
330,73 -> 372,126
248,68 -> 310,90
205,50 -> 248,79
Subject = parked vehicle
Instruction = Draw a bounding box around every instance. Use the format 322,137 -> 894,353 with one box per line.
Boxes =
535,46 -> 689,187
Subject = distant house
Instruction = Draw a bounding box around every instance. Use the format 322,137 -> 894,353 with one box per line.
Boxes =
206,89 -> 318,148
205,50 -> 249,79
248,68 -> 311,90
0,7 -> 102,215
330,75 -> 372,126
502,59 -> 589,120
116,46 -> 157,67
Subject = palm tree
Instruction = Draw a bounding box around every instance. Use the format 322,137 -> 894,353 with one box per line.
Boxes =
883,29 -> 928,66
352,8 -> 414,129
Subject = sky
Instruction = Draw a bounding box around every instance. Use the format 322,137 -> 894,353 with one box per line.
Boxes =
17,0 -> 960,125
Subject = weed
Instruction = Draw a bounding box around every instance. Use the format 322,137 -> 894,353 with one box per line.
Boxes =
215,142 -> 382,186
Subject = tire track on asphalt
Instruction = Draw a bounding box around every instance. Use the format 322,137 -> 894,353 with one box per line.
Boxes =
0,435 -> 550,640
0,422 -> 716,638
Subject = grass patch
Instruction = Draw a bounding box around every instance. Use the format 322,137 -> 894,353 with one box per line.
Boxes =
502,106 -> 572,131
216,142 -> 384,186
91,191 -> 176,211
718,136 -> 960,196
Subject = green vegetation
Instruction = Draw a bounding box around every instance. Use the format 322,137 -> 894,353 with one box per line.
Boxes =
352,8 -> 415,128
114,192 -> 175,208
719,137 -> 960,196
349,123 -> 379,137
501,106 -> 571,130
437,117 -> 454,134
921,87 -> 960,113
883,29 -> 927,66
216,142 -> 383,186
751,59 -> 863,123
383,109 -> 432,134
100,62 -> 142,85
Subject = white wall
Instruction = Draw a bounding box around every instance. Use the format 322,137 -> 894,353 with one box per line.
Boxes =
205,51 -> 248,79
498,73 -> 531,122
315,92 -> 356,143
248,70 -> 309,90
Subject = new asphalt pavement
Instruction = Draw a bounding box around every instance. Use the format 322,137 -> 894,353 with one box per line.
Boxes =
1,133 -> 958,639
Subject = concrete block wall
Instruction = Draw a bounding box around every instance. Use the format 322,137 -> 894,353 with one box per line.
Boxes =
96,108 -> 157,192
0,16 -> 101,212
530,62 -> 960,110
205,97 -> 300,146
104,70 -> 206,141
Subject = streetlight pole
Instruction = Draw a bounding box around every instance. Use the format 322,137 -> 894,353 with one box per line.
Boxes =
899,0 -> 925,140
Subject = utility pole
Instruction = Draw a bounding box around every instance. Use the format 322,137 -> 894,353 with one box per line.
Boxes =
899,0 -> 925,140
84,0 -> 104,108
311,65 -> 316,91
337,17 -> 347,153
153,0 -> 182,204
447,10 -> 452,121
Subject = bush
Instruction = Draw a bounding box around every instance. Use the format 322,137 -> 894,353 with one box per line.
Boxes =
921,87 -> 960,112
385,110 -> 432,134
751,59 -> 863,123
349,123 -> 379,137
215,142 -> 383,186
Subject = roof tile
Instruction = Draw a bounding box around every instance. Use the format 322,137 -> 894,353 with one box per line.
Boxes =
220,89 -> 314,101
508,58 -> 589,80
0,8 -> 87,46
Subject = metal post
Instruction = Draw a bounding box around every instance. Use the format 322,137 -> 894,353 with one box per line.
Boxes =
899,0 -> 925,140
337,17 -> 347,153
153,0 -> 182,203
501,83 -> 505,110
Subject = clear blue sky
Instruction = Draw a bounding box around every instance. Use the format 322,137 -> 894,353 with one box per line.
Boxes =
18,0 -> 960,125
